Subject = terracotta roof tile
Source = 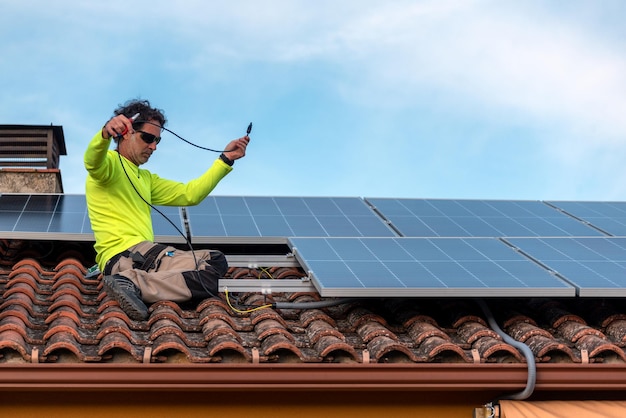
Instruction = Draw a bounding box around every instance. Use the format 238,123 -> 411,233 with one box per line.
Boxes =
1,251 -> 626,367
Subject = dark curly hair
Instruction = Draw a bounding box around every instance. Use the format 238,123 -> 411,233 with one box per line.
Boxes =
113,99 -> 167,132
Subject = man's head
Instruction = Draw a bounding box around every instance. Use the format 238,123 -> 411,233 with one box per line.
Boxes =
113,99 -> 167,166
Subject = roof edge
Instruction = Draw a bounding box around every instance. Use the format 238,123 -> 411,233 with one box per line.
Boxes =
1,363 -> 625,392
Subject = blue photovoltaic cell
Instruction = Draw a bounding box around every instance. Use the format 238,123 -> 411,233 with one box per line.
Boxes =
186,196 -> 396,239
548,201 -> 626,236
0,194 -> 181,240
0,194 -> 93,236
288,237 -> 575,297
366,198 -> 605,238
505,237 -> 626,297
151,205 -> 186,241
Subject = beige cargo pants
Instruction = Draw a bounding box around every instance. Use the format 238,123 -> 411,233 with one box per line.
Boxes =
104,241 -> 227,304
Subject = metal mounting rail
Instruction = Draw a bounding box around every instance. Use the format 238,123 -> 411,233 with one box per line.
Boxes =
218,278 -> 317,294
224,254 -> 300,268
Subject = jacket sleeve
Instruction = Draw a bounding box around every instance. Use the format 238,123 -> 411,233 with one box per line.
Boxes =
84,131 -> 114,183
149,158 -> 234,206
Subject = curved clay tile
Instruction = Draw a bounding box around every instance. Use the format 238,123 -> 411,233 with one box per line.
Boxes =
49,284 -> 94,307
45,306 -> 81,327
95,316 -> 139,344
347,307 -> 387,330
417,336 -> 471,363
96,305 -> 147,330
5,273 -> 42,295
299,308 -> 337,328
11,259 -> 45,276
314,335 -> 359,362
206,333 -> 250,361
557,321 -> 606,343
260,333 -> 303,361
0,305 -> 42,330
152,334 -> 192,360
47,293 -> 89,317
43,315 -> 92,344
505,320 -> 552,343
98,331 -> 143,362
255,317 -> 295,342
356,320 -> 399,344
196,297 -> 231,314
271,267 -> 306,280
525,334 -> 578,362
576,334 -> 626,362
250,308 -> 288,328
0,329 -> 31,362
3,282 -> 40,304
197,303 -> 240,330
0,292 -> 39,318
0,315 -> 35,344
44,331 -> 98,362
502,313 -> 538,329
287,292 -> 321,303
407,321 -> 450,346
50,273 -> 96,296
149,317 -> 204,348
229,267 -> 253,279
604,319 -> 626,345
367,335 -> 418,363
451,313 -> 488,329
52,265 -> 96,289
202,318 -> 242,342
402,313 -> 438,329
472,336 -> 525,362
147,303 -> 191,331
457,321 -> 500,345
54,258 -> 87,275
543,305 -> 586,329
150,300 -> 196,320
306,319 -> 345,345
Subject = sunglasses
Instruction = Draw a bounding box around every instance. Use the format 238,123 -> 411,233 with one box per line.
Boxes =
136,130 -> 161,145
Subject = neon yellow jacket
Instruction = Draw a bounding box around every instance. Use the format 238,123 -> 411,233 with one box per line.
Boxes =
84,131 -> 232,270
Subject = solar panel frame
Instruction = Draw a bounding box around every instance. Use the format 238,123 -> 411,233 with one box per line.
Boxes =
289,236 -> 576,297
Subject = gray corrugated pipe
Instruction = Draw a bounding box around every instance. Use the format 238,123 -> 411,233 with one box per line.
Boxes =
476,298 -> 537,401
273,298 -> 359,310
274,298 -> 537,401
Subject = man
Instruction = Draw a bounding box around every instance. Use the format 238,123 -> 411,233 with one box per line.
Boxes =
84,99 -> 249,320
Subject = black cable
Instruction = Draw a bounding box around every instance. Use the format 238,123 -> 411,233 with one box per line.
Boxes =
135,119 -> 235,153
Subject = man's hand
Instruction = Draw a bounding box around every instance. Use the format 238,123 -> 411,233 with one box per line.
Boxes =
222,135 -> 250,162
102,114 -> 136,140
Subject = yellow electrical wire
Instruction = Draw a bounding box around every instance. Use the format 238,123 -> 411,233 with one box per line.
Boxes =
257,267 -> 274,280
224,287 -> 273,314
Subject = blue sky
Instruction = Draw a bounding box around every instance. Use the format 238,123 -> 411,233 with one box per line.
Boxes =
2,0 -> 625,201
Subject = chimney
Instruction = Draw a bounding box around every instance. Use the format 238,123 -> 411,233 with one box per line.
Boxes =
0,124 -> 66,193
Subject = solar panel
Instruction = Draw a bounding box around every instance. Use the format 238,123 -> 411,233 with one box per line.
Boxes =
505,237 -> 626,297
288,237 -> 575,297
365,198 -> 605,238
548,201 -> 626,236
0,194 -> 93,240
0,193 -> 184,241
186,196 -> 396,244
151,205 -> 187,243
